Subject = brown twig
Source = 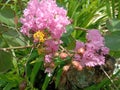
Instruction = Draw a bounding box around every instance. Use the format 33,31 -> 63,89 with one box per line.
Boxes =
59,45 -> 71,56
0,45 -> 33,51
100,66 -> 118,90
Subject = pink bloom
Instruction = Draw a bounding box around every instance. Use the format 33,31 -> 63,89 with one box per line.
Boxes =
20,0 -> 70,39
82,50 -> 105,67
73,54 -> 81,61
83,30 -> 109,67
85,41 -> 104,51
101,47 -> 109,55
73,41 -> 84,65
86,30 -> 109,55
44,54 -> 53,63
86,30 -> 104,42
45,39 -> 62,53
74,41 -> 85,51
20,0 -> 70,76
74,30 -> 109,67
20,0 -> 40,36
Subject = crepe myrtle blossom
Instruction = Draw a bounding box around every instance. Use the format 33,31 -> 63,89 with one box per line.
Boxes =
20,0 -> 70,76
44,54 -> 53,63
20,0 -> 70,54
20,0 -> 70,39
44,39 -> 62,53
73,30 -> 109,67
73,41 -> 85,67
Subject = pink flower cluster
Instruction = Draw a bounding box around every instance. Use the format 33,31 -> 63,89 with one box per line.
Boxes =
74,30 -> 109,67
20,0 -> 70,76
20,0 -> 70,39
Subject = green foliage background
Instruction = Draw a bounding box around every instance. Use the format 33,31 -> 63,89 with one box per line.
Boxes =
0,0 -> 120,90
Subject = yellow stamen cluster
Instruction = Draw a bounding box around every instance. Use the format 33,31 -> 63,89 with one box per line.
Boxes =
33,31 -> 45,42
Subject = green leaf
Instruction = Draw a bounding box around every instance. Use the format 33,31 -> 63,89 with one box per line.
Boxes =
109,50 -> 120,58
62,25 -> 74,37
0,51 -> 13,73
0,24 -> 26,47
55,68 -> 63,88
61,35 -> 76,50
106,0 -> 112,18
30,57 -> 43,84
0,72 -> 22,84
0,7 -> 15,26
85,78 -> 111,90
42,75 -> 51,90
1,0 -> 11,10
105,31 -> 120,51
26,50 -> 39,78
106,19 -> 120,32
1,28 -> 26,47
0,35 -> 8,48
3,83 -> 16,90
118,0 -> 120,19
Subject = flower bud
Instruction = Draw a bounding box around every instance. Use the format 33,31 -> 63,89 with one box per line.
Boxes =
72,61 -> 83,71
50,62 -> 55,68
63,65 -> 70,72
54,52 -> 59,57
19,81 -> 27,90
60,52 -> 68,59
69,19 -> 73,23
72,61 -> 79,68
77,64 -> 83,71
77,48 -> 85,55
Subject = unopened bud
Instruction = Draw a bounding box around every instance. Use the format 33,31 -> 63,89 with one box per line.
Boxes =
44,63 -> 49,68
72,61 -> 79,68
63,65 -> 70,72
77,64 -> 83,71
72,61 -> 83,71
69,19 -> 73,23
44,62 -> 55,68
54,52 -> 59,57
19,81 -> 27,90
60,52 -> 68,59
50,62 -> 55,68
14,16 -> 18,25
77,48 -> 85,55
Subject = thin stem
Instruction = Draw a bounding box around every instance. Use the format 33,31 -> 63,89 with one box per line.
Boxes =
0,45 -> 33,51
100,66 -> 118,90
118,0 -> 120,19
111,0 -> 115,18
106,0 -> 112,18
59,45 -> 71,56
74,27 -> 88,32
